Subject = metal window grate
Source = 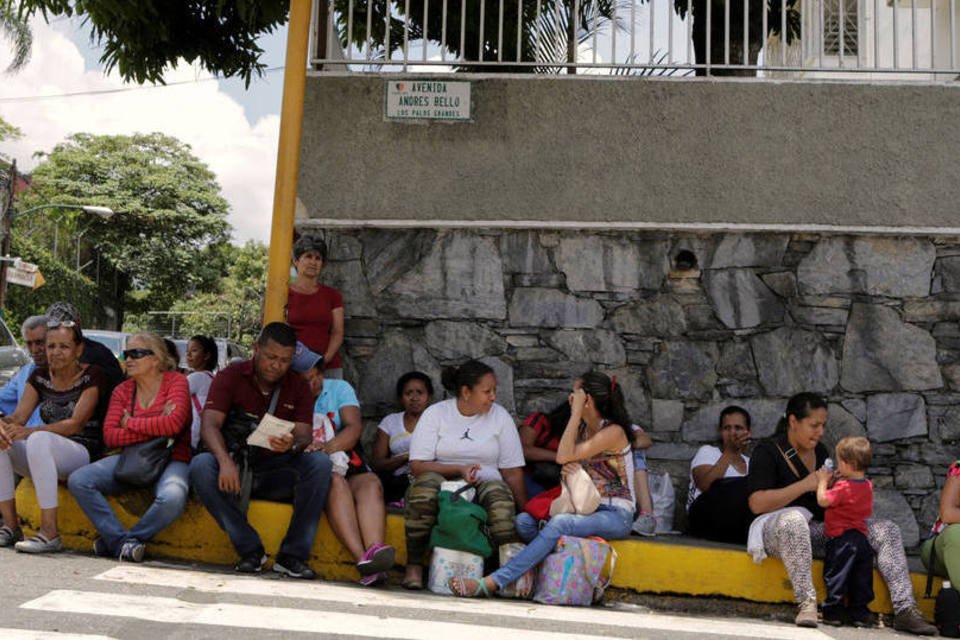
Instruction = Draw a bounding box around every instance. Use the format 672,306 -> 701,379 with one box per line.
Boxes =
823,0 -> 859,55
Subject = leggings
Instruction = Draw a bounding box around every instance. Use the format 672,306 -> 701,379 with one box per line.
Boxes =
0,430 -> 90,509
760,510 -> 916,613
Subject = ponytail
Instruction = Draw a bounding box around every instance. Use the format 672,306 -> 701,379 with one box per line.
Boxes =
440,360 -> 495,397
580,370 -> 633,443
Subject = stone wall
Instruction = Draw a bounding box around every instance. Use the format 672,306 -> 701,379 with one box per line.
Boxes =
315,227 -> 960,548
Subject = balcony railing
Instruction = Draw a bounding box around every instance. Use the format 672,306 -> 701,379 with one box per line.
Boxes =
310,0 -> 960,78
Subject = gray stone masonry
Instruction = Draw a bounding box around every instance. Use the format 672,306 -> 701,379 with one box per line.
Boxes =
314,228 -> 960,548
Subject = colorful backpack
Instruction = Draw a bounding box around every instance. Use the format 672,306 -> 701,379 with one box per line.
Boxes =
532,535 -> 616,606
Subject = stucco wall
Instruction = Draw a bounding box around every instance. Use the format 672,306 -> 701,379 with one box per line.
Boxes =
299,73 -> 960,230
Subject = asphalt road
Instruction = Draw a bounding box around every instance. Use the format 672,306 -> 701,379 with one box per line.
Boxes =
0,548 -> 928,640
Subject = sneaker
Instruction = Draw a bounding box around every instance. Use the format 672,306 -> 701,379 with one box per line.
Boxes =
15,533 -> 63,554
821,608 -> 847,627
272,554 -> 316,580
0,525 -> 23,547
359,571 -> 387,587
92,537 -> 113,557
235,551 -> 268,574
631,512 -> 657,537
794,598 -> 818,628
356,543 -> 396,576
118,539 -> 145,563
892,606 -> 937,636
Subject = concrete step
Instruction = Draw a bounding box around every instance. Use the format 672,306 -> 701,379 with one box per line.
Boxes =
16,480 -> 940,620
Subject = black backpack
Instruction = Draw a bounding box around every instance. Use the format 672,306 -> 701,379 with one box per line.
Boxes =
936,584 -> 960,638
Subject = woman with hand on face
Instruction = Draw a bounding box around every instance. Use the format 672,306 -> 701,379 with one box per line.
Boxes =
747,392 -> 935,634
686,405 -> 754,544
286,234 -> 344,379
371,372 -> 434,508
449,370 -> 635,598
185,335 -> 218,450
402,360 -> 525,590
0,320 -> 103,553
68,333 -> 192,562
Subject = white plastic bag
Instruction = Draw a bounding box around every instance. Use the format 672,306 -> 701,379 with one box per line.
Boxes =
311,413 -> 349,475
428,547 -> 484,595
648,471 -> 678,534
498,543 -> 536,598
440,479 -> 476,502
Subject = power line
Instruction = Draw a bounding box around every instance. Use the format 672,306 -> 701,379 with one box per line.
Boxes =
0,66 -> 285,104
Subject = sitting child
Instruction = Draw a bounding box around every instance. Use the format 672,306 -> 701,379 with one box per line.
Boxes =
816,436 -> 875,627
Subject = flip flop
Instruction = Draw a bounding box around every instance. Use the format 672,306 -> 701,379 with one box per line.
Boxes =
448,576 -> 491,598
401,578 -> 424,590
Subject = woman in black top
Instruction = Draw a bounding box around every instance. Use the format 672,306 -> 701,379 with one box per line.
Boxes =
0,321 -> 103,553
746,392 -> 933,634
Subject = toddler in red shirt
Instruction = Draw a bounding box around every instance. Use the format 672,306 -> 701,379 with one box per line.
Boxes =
816,436 -> 875,627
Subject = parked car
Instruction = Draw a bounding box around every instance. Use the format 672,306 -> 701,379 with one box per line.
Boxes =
0,315 -> 29,386
169,337 -> 247,371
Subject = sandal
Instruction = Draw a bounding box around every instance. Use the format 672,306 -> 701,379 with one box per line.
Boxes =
448,576 -> 491,598
401,578 -> 424,590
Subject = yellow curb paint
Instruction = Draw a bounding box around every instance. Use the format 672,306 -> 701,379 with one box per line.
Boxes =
16,480 -> 936,619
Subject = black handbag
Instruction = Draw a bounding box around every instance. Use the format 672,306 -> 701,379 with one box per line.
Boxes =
113,387 -> 177,487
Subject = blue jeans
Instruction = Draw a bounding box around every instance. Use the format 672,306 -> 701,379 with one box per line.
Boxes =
68,456 -> 190,555
189,451 -> 332,560
490,504 -> 634,589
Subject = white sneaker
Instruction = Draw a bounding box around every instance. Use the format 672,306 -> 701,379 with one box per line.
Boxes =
632,512 -> 657,536
15,533 -> 63,554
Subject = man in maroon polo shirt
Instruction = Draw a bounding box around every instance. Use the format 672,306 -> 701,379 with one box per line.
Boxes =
189,322 -> 333,579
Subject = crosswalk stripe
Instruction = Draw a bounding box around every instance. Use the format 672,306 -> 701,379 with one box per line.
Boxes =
93,565 -> 830,640
0,629 -> 117,640
21,589 -> 639,640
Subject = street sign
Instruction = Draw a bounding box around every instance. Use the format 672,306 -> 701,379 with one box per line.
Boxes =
385,80 -> 471,121
7,260 -> 44,289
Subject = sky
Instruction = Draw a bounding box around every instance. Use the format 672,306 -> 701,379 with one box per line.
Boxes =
0,15 -> 288,243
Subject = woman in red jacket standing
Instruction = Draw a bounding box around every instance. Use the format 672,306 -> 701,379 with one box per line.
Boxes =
68,332 -> 192,562
287,235 -> 345,378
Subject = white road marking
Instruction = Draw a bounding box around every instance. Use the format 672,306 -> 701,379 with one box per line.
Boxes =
22,589 -> 646,640
0,630 -> 117,640
92,565 -> 831,640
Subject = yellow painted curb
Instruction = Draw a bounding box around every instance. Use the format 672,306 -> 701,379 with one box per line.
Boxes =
16,480 -> 938,619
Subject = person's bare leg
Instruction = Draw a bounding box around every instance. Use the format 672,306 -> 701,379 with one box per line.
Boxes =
635,469 -> 653,514
39,507 -> 58,539
0,499 -> 17,530
348,473 -> 385,550
324,475 -> 364,560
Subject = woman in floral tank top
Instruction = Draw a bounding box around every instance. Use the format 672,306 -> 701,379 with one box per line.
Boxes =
449,370 -> 635,597
921,460 -> 960,585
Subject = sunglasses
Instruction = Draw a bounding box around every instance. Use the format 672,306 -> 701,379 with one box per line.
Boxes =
122,348 -> 154,361
46,319 -> 77,329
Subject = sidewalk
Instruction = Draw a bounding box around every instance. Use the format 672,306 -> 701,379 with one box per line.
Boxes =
16,480 -> 940,620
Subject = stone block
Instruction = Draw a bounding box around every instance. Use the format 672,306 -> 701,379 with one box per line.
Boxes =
919,493 -> 942,532
935,404 -> 960,441
508,288 -> 604,328
652,399 -> 685,432
717,341 -> 756,380
505,335 -> 539,348
704,268 -> 785,329
386,232 -> 506,320
606,365 -> 651,425
789,306 -> 849,327
608,295 -> 686,337
820,403 -> 866,453
481,356 -> 515,414
647,341 -> 719,401
866,393 -> 928,442
646,442 -> 699,461
358,330 -> 441,417
797,237 -> 935,298
321,260 -> 377,318
705,234 -> 789,269
513,347 -> 564,361
841,399 -> 867,422
683,304 -> 723,332
937,255 -> 960,293
894,465 -> 934,490
545,329 -> 626,366
499,231 -> 554,275
325,232 -> 363,260
555,236 -> 643,293
681,398 -> 786,442
903,300 -> 960,323
361,229 -> 436,294
873,489 -> 920,548
424,321 -> 508,361
840,304 -> 943,393
761,271 -> 797,299
750,327 -> 839,396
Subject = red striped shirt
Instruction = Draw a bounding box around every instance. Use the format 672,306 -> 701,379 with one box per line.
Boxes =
103,371 -> 192,463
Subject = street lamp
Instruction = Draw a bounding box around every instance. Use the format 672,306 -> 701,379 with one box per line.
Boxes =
0,203 -> 116,308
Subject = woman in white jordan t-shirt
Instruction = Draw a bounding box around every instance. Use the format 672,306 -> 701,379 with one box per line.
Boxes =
402,360 -> 525,590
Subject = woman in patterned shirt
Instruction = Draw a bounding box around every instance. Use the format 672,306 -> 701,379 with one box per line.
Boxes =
69,332 -> 191,562
921,460 -> 960,586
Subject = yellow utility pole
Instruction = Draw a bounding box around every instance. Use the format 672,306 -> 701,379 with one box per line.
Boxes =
263,0 -> 312,323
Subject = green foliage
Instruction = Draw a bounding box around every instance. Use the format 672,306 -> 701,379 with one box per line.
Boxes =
0,115 -> 22,143
13,0 -> 288,86
125,241 -> 267,350
20,131 -> 231,323
0,1 -> 31,72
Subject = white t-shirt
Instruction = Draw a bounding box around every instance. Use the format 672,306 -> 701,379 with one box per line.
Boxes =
409,399 -> 524,482
187,370 -> 215,449
377,411 -> 414,476
686,444 -> 750,511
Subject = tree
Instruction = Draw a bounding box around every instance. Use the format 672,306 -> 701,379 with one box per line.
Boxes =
11,0 -> 288,85
0,1 -> 31,72
127,241 -> 267,350
18,132 -> 231,327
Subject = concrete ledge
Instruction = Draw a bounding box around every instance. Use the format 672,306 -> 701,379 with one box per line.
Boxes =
16,480 -> 939,619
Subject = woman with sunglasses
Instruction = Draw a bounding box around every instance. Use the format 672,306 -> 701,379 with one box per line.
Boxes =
68,333 -> 191,561
0,321 -> 104,553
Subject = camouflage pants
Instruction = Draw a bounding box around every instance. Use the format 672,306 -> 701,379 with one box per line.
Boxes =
404,471 -> 517,565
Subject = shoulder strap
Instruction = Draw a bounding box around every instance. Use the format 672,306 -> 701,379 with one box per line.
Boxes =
130,386 -> 137,416
775,442 -> 802,479
926,534 -> 940,598
267,386 -> 281,415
